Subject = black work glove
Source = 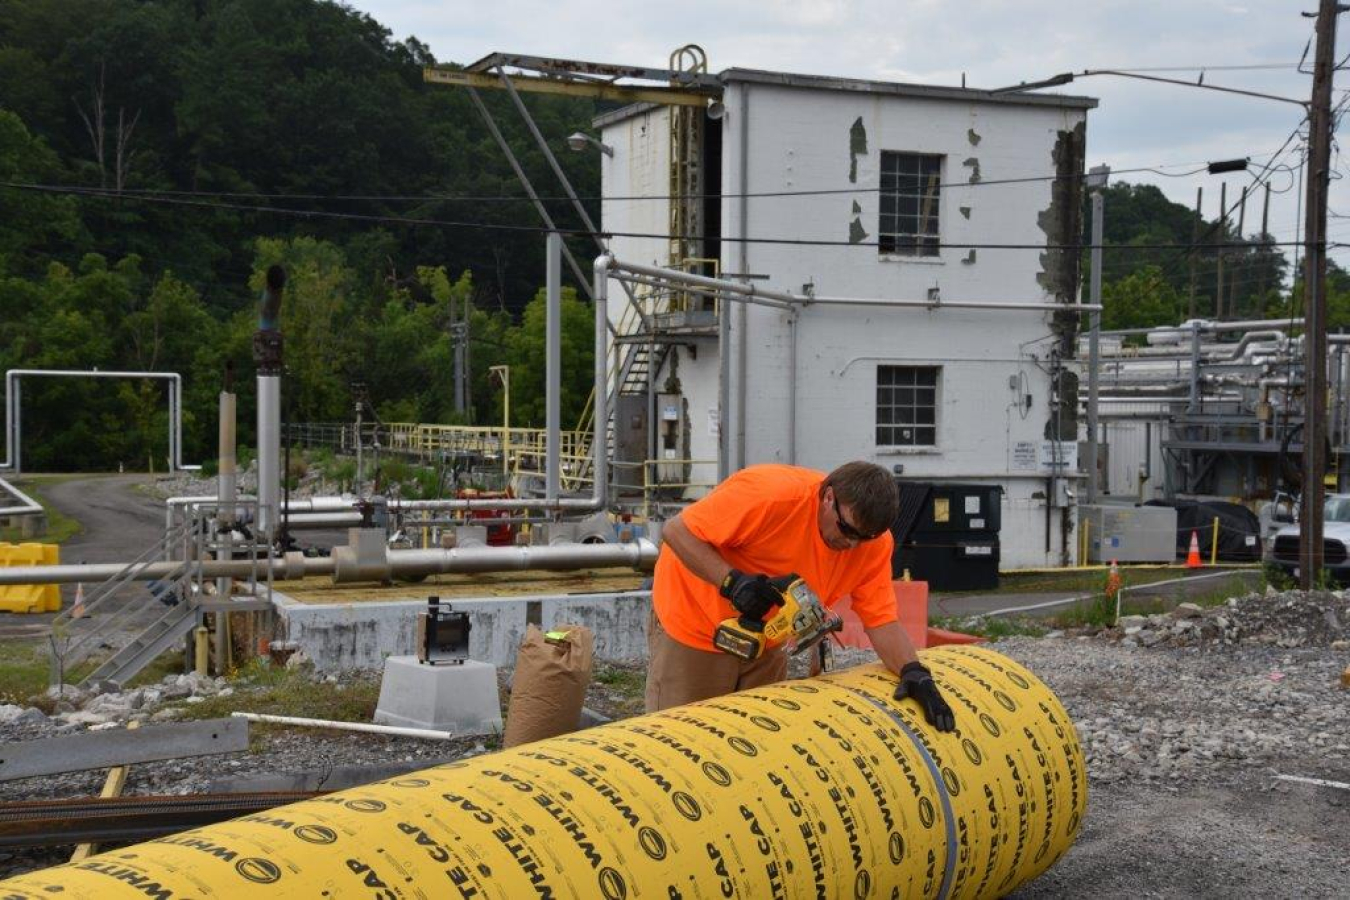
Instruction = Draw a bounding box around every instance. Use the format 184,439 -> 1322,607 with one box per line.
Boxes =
894,662 -> 956,732
718,569 -> 786,622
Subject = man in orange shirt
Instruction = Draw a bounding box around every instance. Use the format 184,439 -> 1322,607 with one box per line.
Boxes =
646,461 -> 955,732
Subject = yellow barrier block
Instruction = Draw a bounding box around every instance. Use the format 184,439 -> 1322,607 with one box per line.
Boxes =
0,542 -> 60,613
0,646 -> 1086,898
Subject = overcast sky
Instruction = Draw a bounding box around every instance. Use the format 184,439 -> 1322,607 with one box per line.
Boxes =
351,0 -> 1349,276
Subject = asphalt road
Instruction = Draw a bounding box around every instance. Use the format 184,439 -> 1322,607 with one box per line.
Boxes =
0,475 -> 168,638
42,474 -> 166,564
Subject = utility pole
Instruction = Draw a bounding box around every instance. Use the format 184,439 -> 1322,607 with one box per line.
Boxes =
452,320 -> 467,416
1299,0 -> 1340,590
1188,187 -> 1202,319
1215,181 -> 1227,319
1230,186 -> 1247,317
1086,165 -> 1109,505
1257,182 -> 1272,303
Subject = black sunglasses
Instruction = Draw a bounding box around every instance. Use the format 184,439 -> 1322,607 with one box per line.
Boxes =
832,493 -> 883,542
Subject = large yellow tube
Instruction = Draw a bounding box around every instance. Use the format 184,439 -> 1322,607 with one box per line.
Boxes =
0,646 -> 1085,898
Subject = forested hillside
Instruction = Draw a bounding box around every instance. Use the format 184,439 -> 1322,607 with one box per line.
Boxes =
0,0 -> 1314,470
0,0 -> 604,469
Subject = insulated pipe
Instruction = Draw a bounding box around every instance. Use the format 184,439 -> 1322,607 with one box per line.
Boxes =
0,474 -> 42,517
612,259 -> 1104,313
0,646 -> 1086,899
1,369 -> 198,473
592,253 -> 610,509
162,257 -> 617,525
735,81 -> 750,476
0,539 -> 657,586
256,375 -> 281,538
216,388 -> 238,665
255,266 -> 286,540
546,232 -> 562,503
1102,318 -> 1308,336
217,391 -> 237,525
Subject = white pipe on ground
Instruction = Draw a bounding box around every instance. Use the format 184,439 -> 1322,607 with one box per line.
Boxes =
231,712 -> 461,740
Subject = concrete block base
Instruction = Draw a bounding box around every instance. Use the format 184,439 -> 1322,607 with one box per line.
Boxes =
373,656 -> 502,736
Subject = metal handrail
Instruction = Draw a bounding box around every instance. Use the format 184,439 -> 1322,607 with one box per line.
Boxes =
49,499 -> 271,688
49,520 -> 199,686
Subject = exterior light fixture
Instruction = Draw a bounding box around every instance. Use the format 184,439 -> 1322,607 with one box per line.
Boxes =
566,132 -> 613,157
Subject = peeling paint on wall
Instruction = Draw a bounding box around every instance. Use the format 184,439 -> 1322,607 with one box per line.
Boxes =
962,157 -> 981,183
1036,120 -> 1086,442
960,205 -> 972,220
849,116 -> 868,182
848,198 -> 868,243
968,128 -> 982,146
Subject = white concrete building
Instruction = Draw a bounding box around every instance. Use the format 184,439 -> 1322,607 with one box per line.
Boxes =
597,68 -> 1097,569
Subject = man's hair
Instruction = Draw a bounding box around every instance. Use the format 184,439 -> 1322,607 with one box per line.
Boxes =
821,461 -> 898,536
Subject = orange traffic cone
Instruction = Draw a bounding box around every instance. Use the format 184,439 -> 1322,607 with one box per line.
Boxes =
70,582 -> 86,619
1185,531 -> 1202,568
1105,559 -> 1122,601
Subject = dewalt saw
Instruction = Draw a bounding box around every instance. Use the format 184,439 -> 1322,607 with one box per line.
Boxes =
713,576 -> 842,661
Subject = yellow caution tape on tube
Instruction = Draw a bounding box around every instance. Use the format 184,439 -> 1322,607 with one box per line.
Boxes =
0,645 -> 1086,899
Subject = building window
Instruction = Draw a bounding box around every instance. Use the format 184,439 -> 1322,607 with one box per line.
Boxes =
877,366 -> 938,446
879,152 -> 942,257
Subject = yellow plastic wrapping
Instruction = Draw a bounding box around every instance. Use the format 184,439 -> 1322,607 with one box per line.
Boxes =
0,645 -> 1085,898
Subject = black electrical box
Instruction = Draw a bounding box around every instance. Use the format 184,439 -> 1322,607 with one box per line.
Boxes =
891,482 -> 1003,591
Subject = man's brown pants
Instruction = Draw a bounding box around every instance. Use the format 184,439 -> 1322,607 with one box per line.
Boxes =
644,608 -> 787,712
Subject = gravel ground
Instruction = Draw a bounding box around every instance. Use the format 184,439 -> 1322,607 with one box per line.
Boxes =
1,590 -> 1347,896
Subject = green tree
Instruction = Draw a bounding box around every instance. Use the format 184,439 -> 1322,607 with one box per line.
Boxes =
0,110 -> 79,274
249,236 -> 357,422
499,286 -> 596,427
1101,266 -> 1183,331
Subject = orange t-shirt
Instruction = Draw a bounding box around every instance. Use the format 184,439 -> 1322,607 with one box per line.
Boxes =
652,464 -> 897,651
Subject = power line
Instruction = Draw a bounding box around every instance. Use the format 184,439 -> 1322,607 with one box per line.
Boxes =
0,154 -> 1288,207
0,180 -> 1320,252
1094,62 -> 1303,73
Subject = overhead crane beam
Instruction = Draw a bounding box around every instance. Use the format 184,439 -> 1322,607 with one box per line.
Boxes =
423,68 -> 714,107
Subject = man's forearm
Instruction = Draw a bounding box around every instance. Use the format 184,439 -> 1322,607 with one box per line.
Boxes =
865,620 -> 921,674
661,514 -> 733,588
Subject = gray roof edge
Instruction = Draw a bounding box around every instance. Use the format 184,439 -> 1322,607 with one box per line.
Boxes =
594,102 -> 661,130
718,68 -> 1098,110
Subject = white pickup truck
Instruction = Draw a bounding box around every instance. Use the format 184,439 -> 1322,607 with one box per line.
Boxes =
1265,494 -> 1350,582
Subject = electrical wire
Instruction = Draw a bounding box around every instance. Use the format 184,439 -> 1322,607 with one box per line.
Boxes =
0,180 -> 1317,251
0,154 -> 1292,206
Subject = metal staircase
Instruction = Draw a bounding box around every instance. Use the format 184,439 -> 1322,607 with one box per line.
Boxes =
49,503 -> 272,692
79,586 -> 200,690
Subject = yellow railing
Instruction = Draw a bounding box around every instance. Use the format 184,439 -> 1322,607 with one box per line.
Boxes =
634,457 -> 718,519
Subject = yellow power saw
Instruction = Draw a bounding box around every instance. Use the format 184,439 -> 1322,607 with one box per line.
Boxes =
712,576 -> 842,661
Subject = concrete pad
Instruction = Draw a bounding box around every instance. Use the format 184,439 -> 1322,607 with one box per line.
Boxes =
373,656 -> 502,736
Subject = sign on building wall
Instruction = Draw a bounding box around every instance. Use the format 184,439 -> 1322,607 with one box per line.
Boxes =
1011,441 -> 1077,474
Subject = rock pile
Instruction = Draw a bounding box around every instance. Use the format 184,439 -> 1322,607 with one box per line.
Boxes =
1102,588 -> 1349,650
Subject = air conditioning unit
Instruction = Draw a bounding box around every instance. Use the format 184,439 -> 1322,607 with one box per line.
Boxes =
1079,504 -> 1177,563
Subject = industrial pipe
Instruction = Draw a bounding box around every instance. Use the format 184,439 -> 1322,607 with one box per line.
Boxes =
161,256 -> 613,527
612,258 -> 1105,313
0,646 -> 1085,899
546,233 -> 562,503
0,475 -> 42,517
0,539 -> 658,586
2,369 -> 198,474
254,266 -> 286,540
